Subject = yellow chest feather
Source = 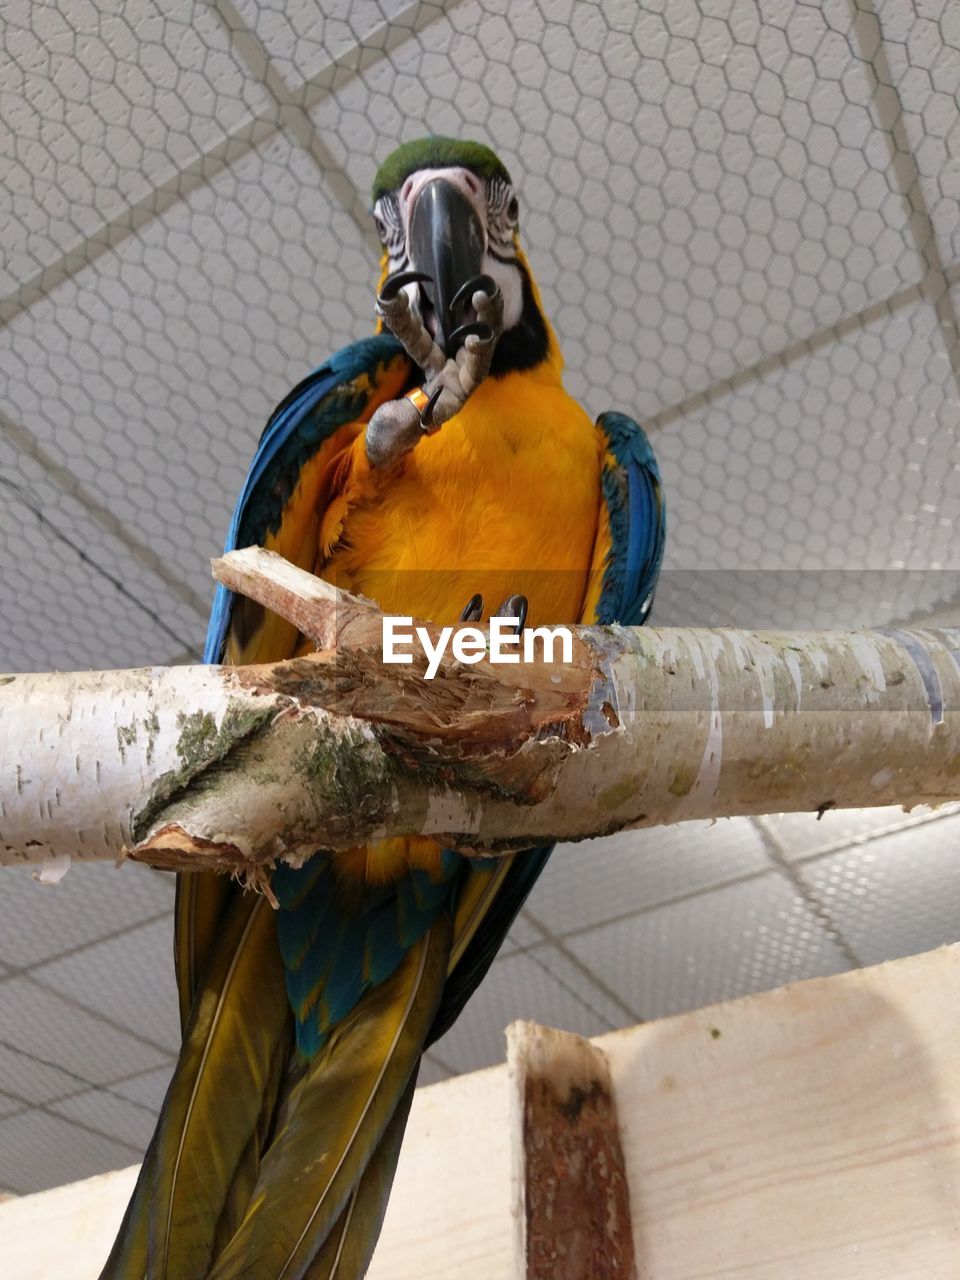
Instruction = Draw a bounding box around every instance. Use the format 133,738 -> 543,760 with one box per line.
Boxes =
325,369 -> 603,627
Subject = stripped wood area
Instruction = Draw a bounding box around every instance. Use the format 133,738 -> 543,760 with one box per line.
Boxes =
508,1022 -> 636,1279
4,945 -> 960,1278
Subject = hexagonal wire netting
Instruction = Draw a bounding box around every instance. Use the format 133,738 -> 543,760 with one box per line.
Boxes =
1,0 -> 959,1193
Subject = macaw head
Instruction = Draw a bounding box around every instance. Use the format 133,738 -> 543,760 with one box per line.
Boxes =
371,136 -> 554,375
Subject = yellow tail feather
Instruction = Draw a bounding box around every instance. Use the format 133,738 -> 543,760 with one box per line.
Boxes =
206,914 -> 451,1280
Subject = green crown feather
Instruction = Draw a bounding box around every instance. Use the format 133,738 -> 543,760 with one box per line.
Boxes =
372,137 -> 512,202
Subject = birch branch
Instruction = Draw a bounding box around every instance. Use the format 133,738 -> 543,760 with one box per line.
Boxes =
1,547 -> 958,878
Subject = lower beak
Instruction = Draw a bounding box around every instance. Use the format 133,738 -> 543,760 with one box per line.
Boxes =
408,178 -> 485,357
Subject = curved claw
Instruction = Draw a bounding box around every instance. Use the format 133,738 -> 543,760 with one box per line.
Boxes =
379,269 -> 432,304
460,593 -> 484,623
447,321 -> 494,350
494,593 -> 528,635
419,384 -> 444,429
450,273 -> 500,313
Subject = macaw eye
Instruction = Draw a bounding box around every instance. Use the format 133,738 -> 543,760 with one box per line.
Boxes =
373,213 -> 388,241
507,194 -> 519,223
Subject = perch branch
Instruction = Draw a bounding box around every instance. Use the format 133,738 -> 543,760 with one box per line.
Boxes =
0,547 -> 958,876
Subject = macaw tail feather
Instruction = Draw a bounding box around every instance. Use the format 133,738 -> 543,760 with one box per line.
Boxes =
100,890 -> 292,1279
283,1066 -> 418,1280
100,897 -> 449,1280
207,917 -> 449,1279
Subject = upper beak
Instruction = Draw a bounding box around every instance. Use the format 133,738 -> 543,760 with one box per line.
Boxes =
408,178 -> 485,357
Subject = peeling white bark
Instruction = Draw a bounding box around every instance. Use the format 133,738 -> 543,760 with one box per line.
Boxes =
1,550 -> 958,876
0,664 -> 264,863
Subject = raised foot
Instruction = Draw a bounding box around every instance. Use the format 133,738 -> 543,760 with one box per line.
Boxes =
419,279 -> 504,427
366,278 -> 505,469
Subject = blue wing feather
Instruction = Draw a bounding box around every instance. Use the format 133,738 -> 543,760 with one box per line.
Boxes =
204,333 -> 407,664
272,853 -> 462,1059
594,410 -> 666,627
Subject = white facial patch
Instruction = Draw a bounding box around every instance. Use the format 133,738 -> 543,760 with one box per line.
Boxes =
386,165 -> 524,335
398,166 -> 488,243
482,252 -> 523,330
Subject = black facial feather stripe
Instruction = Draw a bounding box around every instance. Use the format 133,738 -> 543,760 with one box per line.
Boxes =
489,259 -> 548,376
485,176 -> 511,215
484,176 -> 518,251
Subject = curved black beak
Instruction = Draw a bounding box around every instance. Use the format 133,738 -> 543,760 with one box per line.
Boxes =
408,178 -> 485,357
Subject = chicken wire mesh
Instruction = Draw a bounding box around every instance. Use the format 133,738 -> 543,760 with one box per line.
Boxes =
1,0 -> 959,1193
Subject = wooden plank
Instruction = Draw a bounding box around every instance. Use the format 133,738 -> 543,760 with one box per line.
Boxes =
367,1064 -> 514,1280
3,947 -> 960,1278
600,945 -> 960,1279
0,1165 -> 138,1280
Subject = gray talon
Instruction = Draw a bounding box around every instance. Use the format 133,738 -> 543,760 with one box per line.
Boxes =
460,593 -> 484,623
451,274 -> 499,313
376,284 -> 444,375
494,594 -> 528,635
419,384 -> 444,431
379,269 -> 431,303
366,278 -> 505,467
365,397 -> 423,469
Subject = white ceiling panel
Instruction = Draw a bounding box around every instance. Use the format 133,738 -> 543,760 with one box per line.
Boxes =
646,292 -> 960,630
1,0 -> 272,295
33,915 -> 180,1056
495,910 -> 542,958
526,818 -> 771,938
229,0 -> 421,94
0,1043 -> 85,1107
0,979 -> 169,1086
0,487 -> 183,673
433,944 -> 631,1074
804,819 -> 960,965
49,1086 -> 159,1151
0,439 -> 205,671
417,1054 -> 451,1086
0,1093 -> 23,1120
654,293 -> 959,573
649,567 -> 960,630
758,803 -> 960,862
565,872 -> 851,1022
107,1063 -> 175,1113
0,1109 -> 138,1195
877,0 -> 960,269
0,864 -> 172,970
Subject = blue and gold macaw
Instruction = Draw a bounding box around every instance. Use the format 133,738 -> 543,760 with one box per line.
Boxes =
102,137 -> 665,1280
